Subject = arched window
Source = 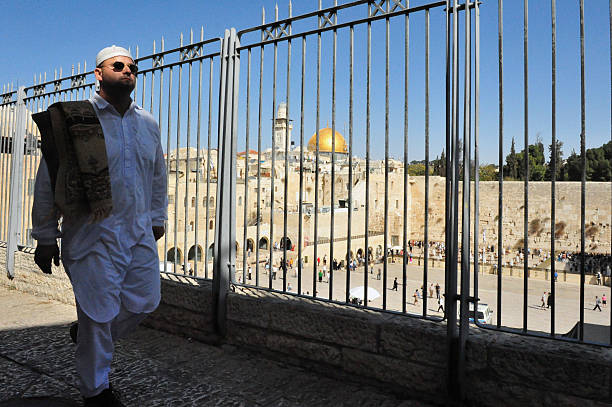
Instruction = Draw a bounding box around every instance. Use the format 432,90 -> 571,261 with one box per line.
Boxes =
188,245 -> 203,262
166,248 -> 182,263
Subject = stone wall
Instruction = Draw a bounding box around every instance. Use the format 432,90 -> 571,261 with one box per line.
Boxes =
146,277 -> 612,407
409,179 -> 612,254
3,250 -> 612,406
0,247 -> 75,305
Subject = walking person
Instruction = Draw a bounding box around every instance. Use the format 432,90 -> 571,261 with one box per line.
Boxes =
437,296 -> 444,313
593,296 -> 603,312
435,282 -> 441,299
413,289 -> 419,305
429,283 -> 434,298
392,277 -> 398,291
541,292 -> 546,308
32,46 -> 167,406
602,293 -> 607,308
547,292 -> 553,309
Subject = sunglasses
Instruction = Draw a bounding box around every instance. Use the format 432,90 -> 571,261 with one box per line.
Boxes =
103,61 -> 139,74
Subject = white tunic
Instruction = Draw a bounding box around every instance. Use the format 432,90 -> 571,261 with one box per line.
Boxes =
32,93 -> 167,323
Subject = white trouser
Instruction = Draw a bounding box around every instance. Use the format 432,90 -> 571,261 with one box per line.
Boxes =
75,302 -> 147,397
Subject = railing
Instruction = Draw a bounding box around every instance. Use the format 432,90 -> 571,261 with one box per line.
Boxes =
1,0 -> 611,401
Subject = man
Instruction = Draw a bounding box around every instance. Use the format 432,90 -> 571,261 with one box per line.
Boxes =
32,45 -> 167,406
593,296 -> 602,312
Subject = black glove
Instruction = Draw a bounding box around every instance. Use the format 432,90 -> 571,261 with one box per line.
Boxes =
152,226 -> 165,241
34,243 -> 60,274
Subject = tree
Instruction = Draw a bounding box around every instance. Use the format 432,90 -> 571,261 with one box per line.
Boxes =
504,137 -> 519,180
479,164 -> 498,181
407,163 -> 427,176
545,140 -> 564,181
586,142 -> 611,181
564,150 -> 582,181
563,141 -> 611,182
432,149 -> 447,177
515,141 -> 545,181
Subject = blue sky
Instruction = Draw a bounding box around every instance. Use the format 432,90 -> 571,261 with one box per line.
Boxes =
1,0 -> 610,164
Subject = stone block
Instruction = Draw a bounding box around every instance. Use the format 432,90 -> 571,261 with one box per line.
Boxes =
466,376 -> 612,407
342,347 -> 444,399
254,295 -> 381,352
379,314 -> 447,367
265,332 -> 343,367
159,277 -> 213,314
144,302 -> 214,337
226,320 -> 270,349
227,291 -> 272,329
486,333 -> 612,400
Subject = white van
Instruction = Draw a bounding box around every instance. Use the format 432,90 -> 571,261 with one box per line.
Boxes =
457,302 -> 493,325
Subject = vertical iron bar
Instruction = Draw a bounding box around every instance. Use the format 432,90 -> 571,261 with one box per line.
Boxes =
256,9 -> 265,287
579,0 -> 586,341
459,0 -> 472,399
158,39 -> 167,274
473,0 -> 481,322
523,0 -> 529,333
283,2 -> 292,292
608,0 -> 611,347
424,8 -> 430,318
550,0 -> 557,336
206,58 -> 214,279
243,48 -> 252,284
298,35 -> 306,296
269,5 -> 278,291
175,34 -> 184,275
346,25 -> 353,303
164,63 -> 172,273
364,10 -> 371,306
6,87 -> 27,278
447,0 -> 461,399
402,6 -> 409,313
497,0 -> 504,329
150,42 -> 156,115
314,0 -> 321,298
0,96 -> 7,241
185,32 -> 193,276
383,0 -> 390,310
330,0 -> 337,300
194,30 -> 204,277
141,71 -> 147,110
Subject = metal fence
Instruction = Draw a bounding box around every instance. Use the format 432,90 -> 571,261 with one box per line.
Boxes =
1,0 -> 611,399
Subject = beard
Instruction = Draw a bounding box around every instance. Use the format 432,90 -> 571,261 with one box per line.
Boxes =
99,76 -> 135,97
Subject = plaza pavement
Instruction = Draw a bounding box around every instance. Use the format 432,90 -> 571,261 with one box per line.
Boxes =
0,285 -> 429,407
242,260 -> 612,337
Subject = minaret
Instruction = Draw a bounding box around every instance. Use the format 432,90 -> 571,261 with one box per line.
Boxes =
274,102 -> 292,152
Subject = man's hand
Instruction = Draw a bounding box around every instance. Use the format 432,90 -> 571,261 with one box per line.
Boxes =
152,226 -> 165,241
34,243 -> 60,274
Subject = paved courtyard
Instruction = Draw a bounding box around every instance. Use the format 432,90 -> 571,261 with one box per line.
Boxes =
242,260 -> 611,336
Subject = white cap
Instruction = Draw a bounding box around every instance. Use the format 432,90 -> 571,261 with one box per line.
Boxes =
96,45 -> 133,67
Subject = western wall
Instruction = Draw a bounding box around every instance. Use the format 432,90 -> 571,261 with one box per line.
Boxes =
409,177 -> 612,255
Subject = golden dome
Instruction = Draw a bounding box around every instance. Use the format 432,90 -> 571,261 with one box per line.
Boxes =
307,127 -> 348,154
